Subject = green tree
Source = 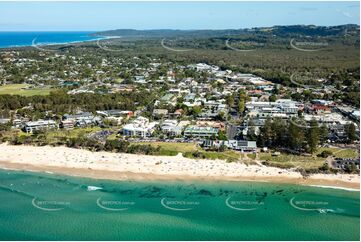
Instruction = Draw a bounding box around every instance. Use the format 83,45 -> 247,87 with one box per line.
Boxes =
218,130 -> 228,140
258,118 -> 273,147
288,119 -> 305,151
269,94 -> 277,102
247,120 -> 257,141
226,94 -> 234,107
237,99 -> 245,114
306,119 -> 319,154
319,124 -> 329,145
345,123 -> 356,143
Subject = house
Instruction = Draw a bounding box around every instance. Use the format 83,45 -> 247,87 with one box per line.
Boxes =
122,116 -> 158,138
183,97 -> 205,107
184,93 -> 196,102
24,120 -> 57,133
184,125 -> 219,138
169,109 -> 183,119
152,109 -> 169,119
160,94 -> 177,103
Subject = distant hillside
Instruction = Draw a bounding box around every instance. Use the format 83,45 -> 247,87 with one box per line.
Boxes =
92,29 -> 238,38
93,24 -> 360,38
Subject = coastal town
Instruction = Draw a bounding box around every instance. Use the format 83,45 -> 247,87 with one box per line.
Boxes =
0,1 -> 360,241
0,49 -> 359,174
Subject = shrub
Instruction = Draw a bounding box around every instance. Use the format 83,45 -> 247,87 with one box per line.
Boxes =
318,163 -> 330,173
10,135 -> 33,145
317,150 -> 333,158
126,144 -> 160,155
104,139 -> 129,152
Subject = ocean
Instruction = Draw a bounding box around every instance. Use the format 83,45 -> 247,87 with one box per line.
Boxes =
0,169 -> 359,240
0,32 -> 102,48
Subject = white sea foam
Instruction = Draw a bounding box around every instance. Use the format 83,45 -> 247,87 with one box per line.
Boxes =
87,186 -> 103,191
307,185 -> 360,192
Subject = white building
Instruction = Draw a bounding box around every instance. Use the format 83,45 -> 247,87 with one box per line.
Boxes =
246,99 -> 300,118
122,117 -> 158,138
24,120 -> 57,133
203,140 -> 257,152
161,119 -> 183,137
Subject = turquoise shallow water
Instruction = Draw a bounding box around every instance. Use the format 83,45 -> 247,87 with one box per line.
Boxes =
0,169 -> 359,240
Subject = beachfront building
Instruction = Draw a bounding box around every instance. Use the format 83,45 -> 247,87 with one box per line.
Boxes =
203,139 -> 257,152
24,120 -> 57,133
184,125 -> 219,138
62,112 -> 101,128
122,116 -> 158,138
160,119 -> 183,137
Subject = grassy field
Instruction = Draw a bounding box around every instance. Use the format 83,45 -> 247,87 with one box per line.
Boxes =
0,84 -> 53,96
44,127 -> 102,144
258,152 -> 325,169
1,127 -> 106,146
316,147 -> 358,159
131,141 -> 241,161
255,147 -> 358,169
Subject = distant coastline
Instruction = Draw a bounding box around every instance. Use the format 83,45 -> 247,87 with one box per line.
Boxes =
0,31 -> 106,49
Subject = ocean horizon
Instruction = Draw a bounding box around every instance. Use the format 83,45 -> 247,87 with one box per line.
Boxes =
0,168 -> 359,240
0,31 -> 103,48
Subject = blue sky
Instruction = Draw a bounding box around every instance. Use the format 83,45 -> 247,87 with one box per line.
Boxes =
0,1 -> 359,31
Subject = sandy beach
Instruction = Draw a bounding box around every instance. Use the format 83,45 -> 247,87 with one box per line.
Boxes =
0,143 -> 359,189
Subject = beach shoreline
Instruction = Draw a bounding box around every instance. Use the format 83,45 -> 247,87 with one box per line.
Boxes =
0,143 -> 359,190
0,32 -> 107,49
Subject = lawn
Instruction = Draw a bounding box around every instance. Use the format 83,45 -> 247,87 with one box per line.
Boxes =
258,152 -> 325,169
136,142 -> 198,153
256,147 -> 358,170
316,147 -> 358,159
0,84 -> 53,96
131,141 -> 241,161
32,127 -> 102,145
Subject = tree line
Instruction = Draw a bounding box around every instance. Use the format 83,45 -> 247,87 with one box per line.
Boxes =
254,118 -> 357,154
